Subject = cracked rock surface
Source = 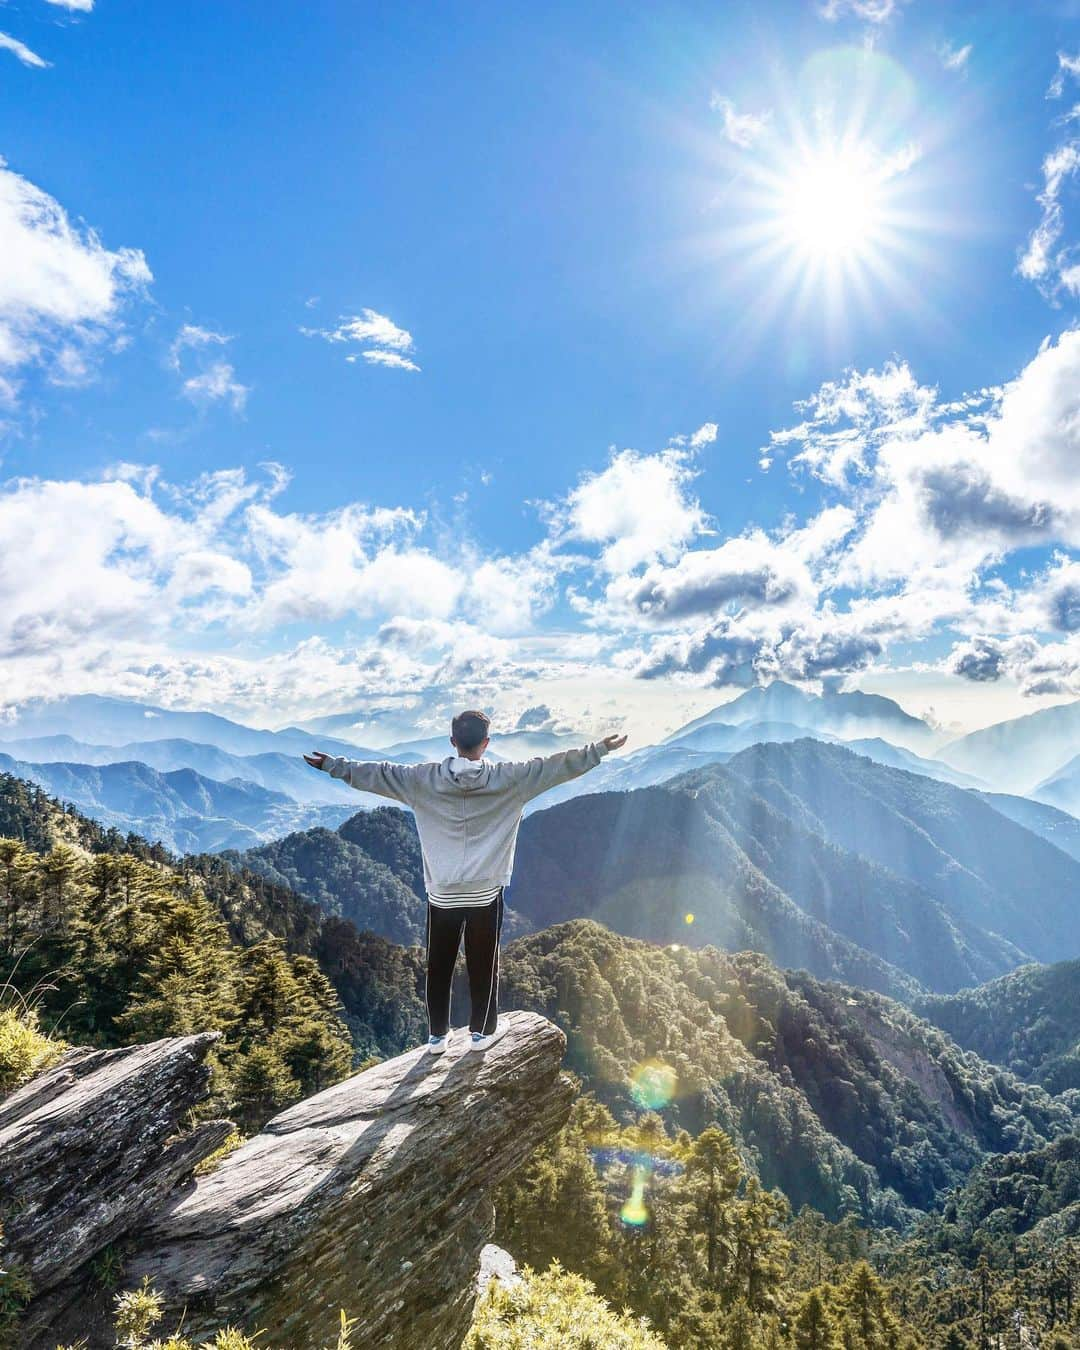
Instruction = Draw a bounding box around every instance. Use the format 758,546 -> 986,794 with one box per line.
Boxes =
6,1011 -> 572,1350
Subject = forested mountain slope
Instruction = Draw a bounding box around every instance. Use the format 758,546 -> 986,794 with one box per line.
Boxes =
498,920 -> 1078,1221
701,740 -> 1080,963
4,770 -> 1076,1234
916,960 -> 1080,1094
0,750 -> 355,853
227,806 -> 534,946
0,771 -> 427,1070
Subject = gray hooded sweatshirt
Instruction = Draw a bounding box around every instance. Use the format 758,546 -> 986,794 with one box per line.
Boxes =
317,742 -> 611,899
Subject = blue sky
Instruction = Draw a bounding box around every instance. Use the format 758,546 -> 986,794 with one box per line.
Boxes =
1,0 -> 1079,744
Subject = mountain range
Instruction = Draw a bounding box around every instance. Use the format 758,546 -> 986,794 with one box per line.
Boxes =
227,737 -> 1080,998
1033,752 -> 1080,818
667,680 -> 939,751
3,769 -> 1077,1234
511,740 -> 1080,995
938,698 -> 1080,794
2,684 -> 1079,873
0,751 -> 356,853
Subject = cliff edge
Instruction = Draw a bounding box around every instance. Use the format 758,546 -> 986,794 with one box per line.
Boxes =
2,1010 -> 573,1349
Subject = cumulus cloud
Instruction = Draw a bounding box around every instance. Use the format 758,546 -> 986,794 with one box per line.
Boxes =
946,631 -> 1080,697
556,446 -> 707,574
0,33 -> 49,67
465,544 -> 562,632
765,359 -> 939,485
605,332 -> 1075,693
607,532 -> 812,623
690,422 -> 719,447
710,96 -> 771,149
632,610 -> 887,688
768,333 -> 1080,597
0,159 -> 150,406
303,307 -> 420,371
45,0 -> 94,9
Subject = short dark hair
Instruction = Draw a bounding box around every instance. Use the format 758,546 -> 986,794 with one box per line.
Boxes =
451,709 -> 490,753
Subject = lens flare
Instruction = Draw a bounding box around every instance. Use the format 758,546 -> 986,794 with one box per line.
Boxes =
620,1163 -> 650,1226
630,1059 -> 678,1110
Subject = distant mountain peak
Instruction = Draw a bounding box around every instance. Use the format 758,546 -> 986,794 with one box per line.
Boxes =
665,679 -> 933,748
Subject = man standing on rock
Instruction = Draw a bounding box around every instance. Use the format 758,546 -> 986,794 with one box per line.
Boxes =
305,711 -> 627,1055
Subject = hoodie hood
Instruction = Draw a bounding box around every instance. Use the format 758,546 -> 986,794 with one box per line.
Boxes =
443,755 -> 491,788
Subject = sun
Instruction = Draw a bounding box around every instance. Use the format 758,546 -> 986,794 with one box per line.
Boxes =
774,143 -> 886,262
692,45 -> 942,350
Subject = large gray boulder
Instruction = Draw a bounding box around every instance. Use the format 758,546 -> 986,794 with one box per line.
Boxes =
7,1011 -> 572,1349
0,1032 -> 231,1291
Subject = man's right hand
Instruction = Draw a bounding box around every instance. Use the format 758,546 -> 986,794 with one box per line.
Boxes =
303,750 -> 330,769
603,734 -> 628,752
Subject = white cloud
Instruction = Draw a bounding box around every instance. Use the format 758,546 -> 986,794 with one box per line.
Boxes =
351,349 -> 420,372
303,307 -> 420,370
557,447 -> 707,574
0,32 -> 49,67
44,0 -> 94,9
169,324 -> 228,370
1018,143 -> 1080,295
0,159 -> 150,407
465,544 -> 562,632
938,41 -> 972,72
818,0 -> 903,22
609,332 -> 1076,693
946,631 -> 1080,698
767,333 -> 1080,599
710,96 -> 771,149
765,359 -> 938,485
182,361 -> 249,411
606,532 -> 813,624
1021,56 -> 1080,299
169,325 -> 249,411
1048,52 -> 1080,100
690,422 -> 718,448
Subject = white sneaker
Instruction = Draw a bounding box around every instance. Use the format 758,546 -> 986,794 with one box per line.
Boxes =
465,1021 -> 510,1052
425,1032 -> 452,1054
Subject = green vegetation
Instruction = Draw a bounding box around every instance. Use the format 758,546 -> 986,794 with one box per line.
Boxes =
224,812 -> 425,946
500,921 -> 1077,1221
495,1097 -> 922,1350
0,828 -> 354,1129
917,960 -> 1080,1093
52,1278 -> 360,1350
465,1263 -> 670,1349
0,1004 -> 66,1094
3,769 -> 1079,1349
0,771 -> 433,1113
880,1134 -> 1080,1346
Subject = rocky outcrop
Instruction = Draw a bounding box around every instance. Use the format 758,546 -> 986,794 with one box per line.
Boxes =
0,1033 -> 232,1293
4,1011 -> 572,1350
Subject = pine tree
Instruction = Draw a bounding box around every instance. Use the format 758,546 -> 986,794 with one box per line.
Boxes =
795,1289 -> 841,1350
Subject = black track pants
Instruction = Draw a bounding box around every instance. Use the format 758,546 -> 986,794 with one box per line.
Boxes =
425,890 -> 504,1037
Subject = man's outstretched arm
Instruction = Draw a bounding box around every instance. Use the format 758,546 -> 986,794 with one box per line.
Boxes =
513,733 -> 627,803
303,750 -> 416,804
